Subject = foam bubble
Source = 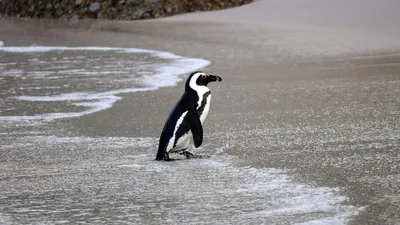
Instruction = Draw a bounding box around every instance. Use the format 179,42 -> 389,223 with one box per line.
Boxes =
0,213 -> 11,225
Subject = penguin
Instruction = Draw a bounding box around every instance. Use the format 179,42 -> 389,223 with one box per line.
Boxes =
155,71 -> 222,161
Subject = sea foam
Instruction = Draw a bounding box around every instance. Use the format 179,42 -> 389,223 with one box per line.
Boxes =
0,135 -> 363,224
0,44 -> 210,121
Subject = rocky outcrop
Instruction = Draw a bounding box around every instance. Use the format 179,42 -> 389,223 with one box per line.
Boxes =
0,0 -> 253,20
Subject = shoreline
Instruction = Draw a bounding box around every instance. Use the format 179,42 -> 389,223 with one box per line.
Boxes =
0,45 -> 210,121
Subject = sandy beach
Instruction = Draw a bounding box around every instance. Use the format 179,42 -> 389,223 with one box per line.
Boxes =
1,0 -> 400,224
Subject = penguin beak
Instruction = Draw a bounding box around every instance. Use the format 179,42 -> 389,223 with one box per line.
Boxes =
208,75 -> 222,82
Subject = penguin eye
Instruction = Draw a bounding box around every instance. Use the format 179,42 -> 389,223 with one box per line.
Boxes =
201,74 -> 209,79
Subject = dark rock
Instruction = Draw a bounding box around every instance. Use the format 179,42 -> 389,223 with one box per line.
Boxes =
79,7 -> 88,15
164,0 -> 189,14
127,0 -> 141,5
151,8 -> 164,18
28,5 -> 35,13
0,0 -> 253,20
132,8 -> 146,19
89,2 -> 101,13
146,0 -> 163,10
141,11 -> 151,19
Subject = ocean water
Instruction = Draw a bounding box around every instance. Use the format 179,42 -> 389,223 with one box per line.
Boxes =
0,45 -> 210,121
0,42 -> 361,224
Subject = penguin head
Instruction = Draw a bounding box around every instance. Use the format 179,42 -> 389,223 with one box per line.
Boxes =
186,71 -> 222,91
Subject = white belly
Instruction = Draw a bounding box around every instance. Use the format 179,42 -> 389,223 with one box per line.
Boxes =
172,133 -> 191,152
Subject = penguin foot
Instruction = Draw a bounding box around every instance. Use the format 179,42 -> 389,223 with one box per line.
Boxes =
164,158 -> 177,161
156,152 -> 177,161
181,151 -> 211,159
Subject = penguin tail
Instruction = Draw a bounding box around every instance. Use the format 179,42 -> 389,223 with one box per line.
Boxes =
155,136 -> 168,161
155,150 -> 165,161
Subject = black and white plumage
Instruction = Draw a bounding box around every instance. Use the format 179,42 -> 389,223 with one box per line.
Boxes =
156,71 -> 222,161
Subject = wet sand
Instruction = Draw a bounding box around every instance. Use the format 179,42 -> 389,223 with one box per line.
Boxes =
1,0 -> 400,224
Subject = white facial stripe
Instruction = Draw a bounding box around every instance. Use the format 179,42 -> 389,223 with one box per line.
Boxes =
166,111 -> 188,152
189,72 -> 210,108
188,73 -> 203,90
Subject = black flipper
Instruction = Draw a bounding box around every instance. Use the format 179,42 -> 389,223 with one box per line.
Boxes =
187,107 -> 203,148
